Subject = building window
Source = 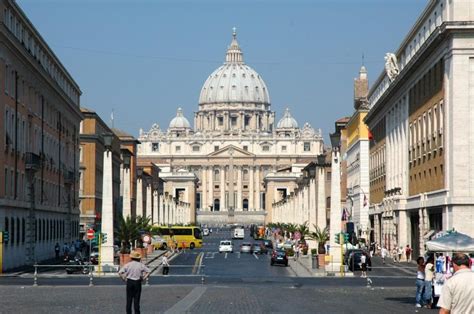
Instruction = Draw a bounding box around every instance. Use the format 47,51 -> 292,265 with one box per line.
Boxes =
152,142 -> 159,152
218,117 -> 223,126
304,142 -> 311,152
214,146 -> 219,152
281,145 -> 287,152
243,145 -> 248,151
262,145 -> 269,152
175,145 -> 181,152
192,145 -> 200,152
231,116 -> 237,127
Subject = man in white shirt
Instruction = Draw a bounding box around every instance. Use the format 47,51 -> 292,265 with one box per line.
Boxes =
438,253 -> 474,314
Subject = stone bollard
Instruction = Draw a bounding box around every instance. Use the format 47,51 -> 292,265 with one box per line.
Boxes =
89,267 -> 94,287
33,265 -> 38,287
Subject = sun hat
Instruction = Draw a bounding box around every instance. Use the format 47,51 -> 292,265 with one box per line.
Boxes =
130,251 -> 142,260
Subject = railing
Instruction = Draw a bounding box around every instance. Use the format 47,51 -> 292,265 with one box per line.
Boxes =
33,264 -> 95,287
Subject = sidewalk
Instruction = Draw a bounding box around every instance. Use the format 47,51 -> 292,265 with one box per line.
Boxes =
288,255 -> 327,277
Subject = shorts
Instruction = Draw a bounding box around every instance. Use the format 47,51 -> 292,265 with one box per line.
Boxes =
361,263 -> 367,271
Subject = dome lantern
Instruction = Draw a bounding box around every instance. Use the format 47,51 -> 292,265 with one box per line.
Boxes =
169,107 -> 191,129
277,108 -> 299,129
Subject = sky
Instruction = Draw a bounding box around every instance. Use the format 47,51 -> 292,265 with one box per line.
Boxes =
18,0 -> 427,141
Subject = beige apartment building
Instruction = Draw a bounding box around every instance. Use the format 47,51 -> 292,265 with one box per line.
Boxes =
0,0 -> 82,270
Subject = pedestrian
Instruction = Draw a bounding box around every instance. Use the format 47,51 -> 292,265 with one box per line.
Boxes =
405,244 -> 412,263
360,253 -> 367,278
381,246 -> 388,264
63,242 -> 70,259
118,250 -> 150,314
55,243 -> 60,259
392,247 -> 398,262
423,256 -> 434,309
415,256 -> 426,308
398,246 -> 403,262
162,252 -> 170,275
438,253 -> 474,314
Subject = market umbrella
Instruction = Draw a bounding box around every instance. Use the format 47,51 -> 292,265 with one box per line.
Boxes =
426,232 -> 474,252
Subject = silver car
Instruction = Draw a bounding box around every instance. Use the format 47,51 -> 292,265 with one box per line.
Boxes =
240,242 -> 252,253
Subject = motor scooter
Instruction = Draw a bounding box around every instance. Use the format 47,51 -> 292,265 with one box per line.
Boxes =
65,257 -> 91,274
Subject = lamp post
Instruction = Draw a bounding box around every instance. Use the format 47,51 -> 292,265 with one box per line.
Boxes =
328,132 -> 343,273
25,152 -> 40,265
121,149 -> 132,219
100,132 -> 115,269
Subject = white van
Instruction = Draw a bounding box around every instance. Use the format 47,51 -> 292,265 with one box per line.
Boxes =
233,227 -> 245,239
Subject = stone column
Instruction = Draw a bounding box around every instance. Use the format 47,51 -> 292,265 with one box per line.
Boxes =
159,195 -> 164,225
208,167 -> 213,211
153,190 -> 159,225
317,168 -> 326,229
309,178 -> 316,232
201,167 -> 207,211
249,166 -> 254,211
220,166 -> 226,211
255,166 -> 260,211
122,167 -> 131,219
303,186 -> 309,224
237,166 -> 242,211
163,197 -> 169,225
328,150 -> 342,271
136,177 -> 143,217
100,149 -> 114,267
146,183 -> 152,220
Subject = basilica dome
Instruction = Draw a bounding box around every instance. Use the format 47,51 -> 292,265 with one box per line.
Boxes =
198,29 -> 270,106
277,108 -> 298,129
169,108 -> 191,129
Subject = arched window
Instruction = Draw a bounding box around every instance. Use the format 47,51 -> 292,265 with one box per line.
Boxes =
214,169 -> 220,182
214,199 -> 220,211
243,199 -> 249,211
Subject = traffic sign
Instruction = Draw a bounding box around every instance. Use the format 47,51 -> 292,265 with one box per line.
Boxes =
86,229 -> 95,240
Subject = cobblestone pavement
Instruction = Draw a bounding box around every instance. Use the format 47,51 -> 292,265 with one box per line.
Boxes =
0,284 -> 432,314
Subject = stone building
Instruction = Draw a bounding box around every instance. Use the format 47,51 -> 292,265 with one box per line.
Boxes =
365,0 -> 474,256
137,30 -> 324,225
0,0 -> 82,269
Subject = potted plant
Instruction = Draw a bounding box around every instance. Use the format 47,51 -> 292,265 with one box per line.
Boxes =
309,225 -> 329,268
134,216 -> 152,258
116,215 -> 138,266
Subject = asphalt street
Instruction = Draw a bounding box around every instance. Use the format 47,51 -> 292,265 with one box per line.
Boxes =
0,227 -> 430,313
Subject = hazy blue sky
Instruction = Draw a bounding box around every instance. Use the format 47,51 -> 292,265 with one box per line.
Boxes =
18,0 -> 427,140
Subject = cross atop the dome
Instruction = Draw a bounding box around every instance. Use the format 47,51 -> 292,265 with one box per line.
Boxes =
232,27 -> 237,39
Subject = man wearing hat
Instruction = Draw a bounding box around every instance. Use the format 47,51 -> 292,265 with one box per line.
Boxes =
119,250 -> 151,314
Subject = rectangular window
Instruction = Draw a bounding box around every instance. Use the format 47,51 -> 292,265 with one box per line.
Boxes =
281,145 -> 287,152
304,142 -> 311,152
262,145 -> 269,152
218,117 -> 224,126
175,145 -> 181,152
243,145 -> 248,151
231,116 -> 237,127
151,142 -> 159,152
214,146 -> 219,152
192,145 -> 200,152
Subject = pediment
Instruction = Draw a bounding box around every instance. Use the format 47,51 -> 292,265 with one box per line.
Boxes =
207,145 -> 255,157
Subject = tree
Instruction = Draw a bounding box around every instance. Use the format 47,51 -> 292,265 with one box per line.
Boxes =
135,216 -> 152,248
116,215 -> 139,254
308,225 -> 329,255
297,221 -> 310,240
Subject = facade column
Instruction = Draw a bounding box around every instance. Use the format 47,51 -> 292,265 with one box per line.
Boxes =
304,186 -> 310,224
237,166 -> 242,211
328,150 -> 342,271
146,183 -> 152,220
317,168 -> 326,229
153,190 -> 159,225
249,166 -> 254,211
164,197 -> 169,225
122,167 -> 131,219
201,167 -> 207,211
208,167 -> 213,211
159,195 -> 164,225
220,166 -> 226,211
255,166 -> 260,211
136,177 -> 143,217
309,178 -> 316,232
100,149 -> 114,267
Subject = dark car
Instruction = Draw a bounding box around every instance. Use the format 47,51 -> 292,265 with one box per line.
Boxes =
344,249 -> 364,265
252,243 -> 267,254
256,239 -> 273,250
348,251 -> 372,271
271,250 -> 288,266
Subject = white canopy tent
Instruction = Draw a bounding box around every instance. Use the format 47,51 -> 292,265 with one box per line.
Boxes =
426,232 -> 474,252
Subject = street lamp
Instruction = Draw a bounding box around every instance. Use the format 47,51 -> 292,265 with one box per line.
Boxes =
102,132 -> 114,151
121,149 -> 133,219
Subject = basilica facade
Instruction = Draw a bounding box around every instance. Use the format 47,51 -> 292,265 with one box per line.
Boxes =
137,30 -> 323,225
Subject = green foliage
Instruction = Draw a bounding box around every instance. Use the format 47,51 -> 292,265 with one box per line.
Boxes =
297,221 -> 310,240
308,225 -> 329,255
311,248 -> 317,256
285,247 -> 295,256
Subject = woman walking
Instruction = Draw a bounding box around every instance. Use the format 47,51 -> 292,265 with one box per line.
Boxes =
415,256 -> 426,308
424,256 -> 435,308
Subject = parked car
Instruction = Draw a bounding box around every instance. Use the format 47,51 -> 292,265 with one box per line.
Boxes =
348,251 -> 372,271
240,242 -> 252,253
219,240 -> 233,253
252,243 -> 267,254
152,235 -> 167,250
343,249 -> 363,265
271,250 -> 288,266
277,240 -> 293,250
256,239 -> 273,250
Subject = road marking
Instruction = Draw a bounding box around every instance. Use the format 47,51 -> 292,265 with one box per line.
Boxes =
237,252 -> 240,259
165,286 -> 207,314
192,252 -> 203,275
253,253 -> 259,260
225,253 -> 228,259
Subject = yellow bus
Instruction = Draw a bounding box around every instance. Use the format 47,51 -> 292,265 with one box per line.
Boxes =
156,226 -> 203,249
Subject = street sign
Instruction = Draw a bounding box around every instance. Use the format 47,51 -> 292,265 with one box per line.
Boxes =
86,229 -> 95,240
143,235 -> 151,243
